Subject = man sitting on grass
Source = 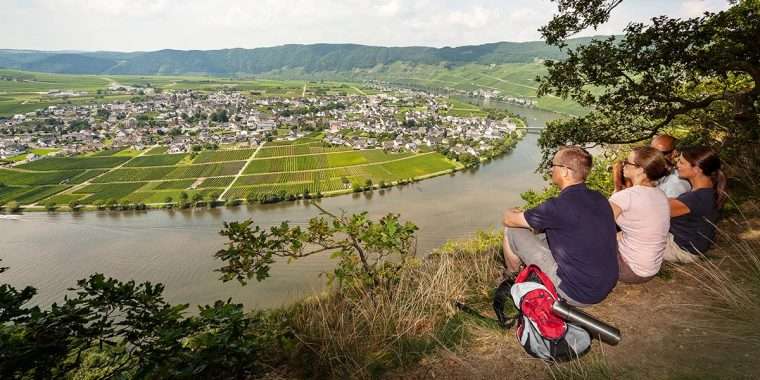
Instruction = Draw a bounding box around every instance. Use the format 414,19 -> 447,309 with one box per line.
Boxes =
502,146 -> 618,307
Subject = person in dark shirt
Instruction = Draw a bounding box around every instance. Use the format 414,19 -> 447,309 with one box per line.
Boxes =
502,146 -> 618,306
664,147 -> 726,262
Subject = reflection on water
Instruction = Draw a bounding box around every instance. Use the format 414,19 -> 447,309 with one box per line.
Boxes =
1,103 -> 562,310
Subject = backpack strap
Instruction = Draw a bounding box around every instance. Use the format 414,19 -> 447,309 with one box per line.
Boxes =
493,278 -> 517,329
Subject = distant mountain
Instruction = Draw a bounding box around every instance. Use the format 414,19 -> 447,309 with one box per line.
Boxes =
0,37 -> 602,76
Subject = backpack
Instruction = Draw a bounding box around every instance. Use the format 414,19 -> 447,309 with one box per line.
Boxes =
493,265 -> 591,362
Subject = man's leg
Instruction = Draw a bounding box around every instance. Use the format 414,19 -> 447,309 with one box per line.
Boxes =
504,227 -> 557,275
503,227 -> 523,272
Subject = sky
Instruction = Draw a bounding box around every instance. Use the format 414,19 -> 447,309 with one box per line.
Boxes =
0,0 -> 731,51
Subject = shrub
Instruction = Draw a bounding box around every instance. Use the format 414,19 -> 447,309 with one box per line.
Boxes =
68,200 -> 81,211
45,201 -> 57,212
4,201 -> 20,213
215,204 -> 419,289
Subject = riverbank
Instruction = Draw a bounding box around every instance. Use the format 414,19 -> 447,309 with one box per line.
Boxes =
1,123 -> 528,215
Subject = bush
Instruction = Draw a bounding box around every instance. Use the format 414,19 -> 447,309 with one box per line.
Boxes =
68,200 -> 81,211
0,266 -> 291,379
93,199 -> 106,210
4,201 -> 20,213
45,201 -> 57,212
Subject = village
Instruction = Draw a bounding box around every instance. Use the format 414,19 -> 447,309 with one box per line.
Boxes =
0,85 -> 520,164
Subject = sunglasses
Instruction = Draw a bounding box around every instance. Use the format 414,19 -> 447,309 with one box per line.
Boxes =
622,159 -> 640,167
546,162 -> 573,170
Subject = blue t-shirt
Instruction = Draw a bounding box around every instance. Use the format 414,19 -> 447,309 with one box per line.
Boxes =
524,183 -> 618,304
670,188 -> 719,254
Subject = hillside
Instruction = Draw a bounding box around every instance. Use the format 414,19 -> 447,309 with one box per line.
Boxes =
0,37 -> 601,76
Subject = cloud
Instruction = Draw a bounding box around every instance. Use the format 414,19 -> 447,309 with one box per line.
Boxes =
0,0 -> 735,51
679,0 -> 724,17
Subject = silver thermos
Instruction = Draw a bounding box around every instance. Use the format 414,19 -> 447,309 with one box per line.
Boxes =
552,300 -> 622,345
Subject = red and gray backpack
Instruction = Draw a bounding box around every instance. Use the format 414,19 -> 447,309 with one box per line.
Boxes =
493,265 -> 591,361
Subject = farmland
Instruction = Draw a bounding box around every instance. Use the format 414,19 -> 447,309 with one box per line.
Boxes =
0,134 -> 466,209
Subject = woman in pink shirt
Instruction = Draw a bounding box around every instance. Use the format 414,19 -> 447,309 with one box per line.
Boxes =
609,147 -> 671,283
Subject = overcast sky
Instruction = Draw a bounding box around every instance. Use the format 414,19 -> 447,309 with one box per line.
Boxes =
1,0 -> 730,51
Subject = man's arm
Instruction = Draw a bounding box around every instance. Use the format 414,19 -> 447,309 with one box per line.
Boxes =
503,207 -> 530,228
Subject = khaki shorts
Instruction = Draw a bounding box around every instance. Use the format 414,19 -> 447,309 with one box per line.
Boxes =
662,233 -> 699,264
505,227 -> 590,307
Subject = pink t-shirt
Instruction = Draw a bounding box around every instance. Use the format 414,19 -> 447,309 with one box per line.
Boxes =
609,186 -> 670,277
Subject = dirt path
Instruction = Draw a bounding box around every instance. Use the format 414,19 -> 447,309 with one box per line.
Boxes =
219,142 -> 265,201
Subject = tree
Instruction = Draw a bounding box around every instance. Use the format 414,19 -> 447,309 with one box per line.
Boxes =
68,200 -> 81,211
45,201 -> 57,212
208,192 -> 221,208
4,201 -> 20,213
192,192 -> 205,207
536,0 -> 760,177
215,205 -> 419,289
164,195 -> 174,209
106,199 -> 118,210
119,200 -> 132,211
0,262 -> 286,379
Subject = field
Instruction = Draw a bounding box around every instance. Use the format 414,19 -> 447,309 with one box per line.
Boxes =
256,143 -> 352,158
243,150 -> 415,174
18,156 -> 129,171
0,69 -> 378,117
192,149 -> 255,163
124,154 -> 188,167
0,68 -> 513,207
0,135 -> 460,207
261,62 -> 587,115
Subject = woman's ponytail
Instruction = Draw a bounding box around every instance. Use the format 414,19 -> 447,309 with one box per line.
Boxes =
681,147 -> 727,209
712,169 -> 728,209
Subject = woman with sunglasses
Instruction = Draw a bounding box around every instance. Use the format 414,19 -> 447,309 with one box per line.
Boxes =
609,147 -> 671,283
665,147 -> 727,262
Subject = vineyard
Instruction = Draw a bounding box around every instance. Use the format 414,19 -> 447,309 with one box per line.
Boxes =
192,149 -> 255,163
256,143 -> 352,158
243,150 -> 414,174
125,154 -> 188,167
18,156 -> 129,170
0,139 -> 460,208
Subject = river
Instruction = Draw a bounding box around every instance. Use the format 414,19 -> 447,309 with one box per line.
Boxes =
0,101 -> 560,310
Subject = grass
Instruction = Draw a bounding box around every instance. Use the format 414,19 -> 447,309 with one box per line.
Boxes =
675,206 -> 760,350
144,146 -> 169,155
5,148 -> 59,162
281,231 -> 502,379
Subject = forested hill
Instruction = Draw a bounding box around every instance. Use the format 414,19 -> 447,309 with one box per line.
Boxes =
0,37 -> 599,76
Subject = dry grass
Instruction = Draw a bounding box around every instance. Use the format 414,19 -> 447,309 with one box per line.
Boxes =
274,205 -> 760,379
284,231 -> 503,379
674,202 -> 760,350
